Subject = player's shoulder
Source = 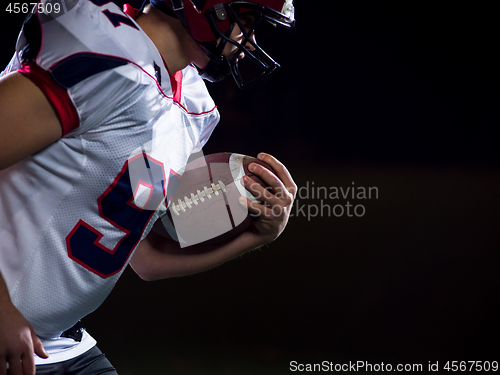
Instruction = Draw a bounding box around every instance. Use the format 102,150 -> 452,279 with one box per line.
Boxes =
18,0 -> 152,72
177,65 -> 218,116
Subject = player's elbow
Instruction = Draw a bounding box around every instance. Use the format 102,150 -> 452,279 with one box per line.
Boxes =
133,269 -> 160,282
129,259 -> 164,281
131,265 -> 182,281
130,255 -> 193,280
130,241 -> 180,281
130,255 -> 197,281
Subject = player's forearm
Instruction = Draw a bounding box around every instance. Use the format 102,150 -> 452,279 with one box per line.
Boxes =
131,153 -> 295,281
131,228 -> 271,281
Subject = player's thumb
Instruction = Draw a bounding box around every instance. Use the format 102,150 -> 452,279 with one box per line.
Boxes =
32,331 -> 49,358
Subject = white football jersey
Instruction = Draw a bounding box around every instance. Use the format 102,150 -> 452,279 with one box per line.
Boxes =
0,0 -> 219,364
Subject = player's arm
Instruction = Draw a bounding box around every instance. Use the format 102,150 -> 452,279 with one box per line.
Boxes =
0,272 -> 48,375
131,153 -> 297,281
0,72 -> 62,170
0,71 -> 58,374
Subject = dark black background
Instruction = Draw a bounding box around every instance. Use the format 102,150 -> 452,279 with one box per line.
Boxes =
1,1 -> 499,373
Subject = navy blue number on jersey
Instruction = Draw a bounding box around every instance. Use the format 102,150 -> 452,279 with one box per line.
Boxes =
102,9 -> 139,29
90,0 -> 139,29
66,154 -> 166,278
65,6 -> 163,277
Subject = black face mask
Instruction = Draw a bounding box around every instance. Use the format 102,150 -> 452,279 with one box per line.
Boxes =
200,2 -> 283,89
147,0 -> 294,89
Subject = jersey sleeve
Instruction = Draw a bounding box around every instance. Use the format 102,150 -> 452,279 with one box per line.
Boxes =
17,61 -> 80,135
177,65 -> 220,153
192,115 -> 218,153
13,1 -> 152,137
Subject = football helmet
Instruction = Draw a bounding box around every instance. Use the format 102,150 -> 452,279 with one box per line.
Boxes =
149,0 -> 295,89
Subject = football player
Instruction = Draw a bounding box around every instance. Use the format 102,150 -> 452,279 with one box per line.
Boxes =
0,0 -> 296,374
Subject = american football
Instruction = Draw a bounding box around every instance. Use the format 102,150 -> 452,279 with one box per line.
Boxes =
159,152 -> 274,247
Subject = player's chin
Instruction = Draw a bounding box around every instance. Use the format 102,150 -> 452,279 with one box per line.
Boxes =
229,50 -> 245,62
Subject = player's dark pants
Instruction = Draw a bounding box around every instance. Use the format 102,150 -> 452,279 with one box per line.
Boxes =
35,347 -> 118,375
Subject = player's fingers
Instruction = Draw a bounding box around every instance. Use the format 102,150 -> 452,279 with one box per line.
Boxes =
241,176 -> 279,207
248,164 -> 294,206
238,196 -> 273,218
257,153 -> 297,196
32,334 -> 48,359
248,162 -> 282,191
239,190 -> 288,222
22,334 -> 40,375
7,356 -> 23,375
21,352 -> 36,375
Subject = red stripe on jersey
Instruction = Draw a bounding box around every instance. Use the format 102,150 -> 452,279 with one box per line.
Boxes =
123,4 -> 139,19
18,62 -> 79,136
170,70 -> 183,105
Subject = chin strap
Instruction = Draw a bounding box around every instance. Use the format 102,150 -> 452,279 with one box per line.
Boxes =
170,0 -> 188,27
150,0 -> 231,83
195,20 -> 235,83
196,44 -> 231,83
152,0 -> 278,89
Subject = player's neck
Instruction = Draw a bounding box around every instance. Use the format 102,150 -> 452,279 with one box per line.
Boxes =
137,7 -> 209,75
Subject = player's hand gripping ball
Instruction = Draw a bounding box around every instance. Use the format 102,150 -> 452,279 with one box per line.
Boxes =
159,153 -> 274,247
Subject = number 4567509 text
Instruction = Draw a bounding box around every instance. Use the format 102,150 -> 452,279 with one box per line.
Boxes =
5,3 -> 61,14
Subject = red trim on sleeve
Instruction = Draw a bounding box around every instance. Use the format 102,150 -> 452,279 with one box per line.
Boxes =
18,62 -> 79,136
170,70 -> 183,105
123,4 -> 140,19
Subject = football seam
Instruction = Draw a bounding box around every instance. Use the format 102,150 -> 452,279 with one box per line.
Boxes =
170,180 -> 227,216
